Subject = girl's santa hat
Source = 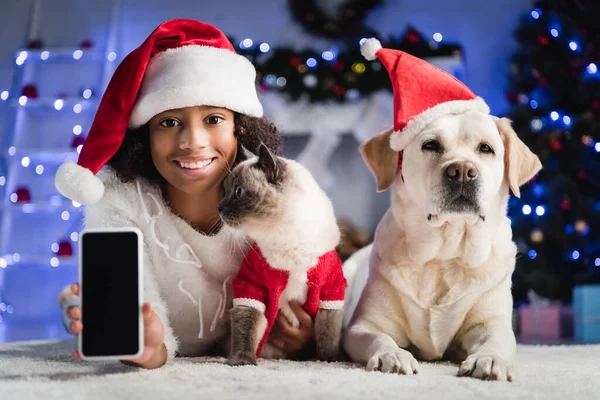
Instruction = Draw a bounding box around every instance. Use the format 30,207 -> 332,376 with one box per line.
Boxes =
55,19 -> 263,205
360,39 -> 490,151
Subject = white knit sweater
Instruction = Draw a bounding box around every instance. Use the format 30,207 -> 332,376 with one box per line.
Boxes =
83,168 -> 250,360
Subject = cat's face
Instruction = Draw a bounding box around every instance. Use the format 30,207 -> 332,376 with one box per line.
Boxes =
218,144 -> 287,229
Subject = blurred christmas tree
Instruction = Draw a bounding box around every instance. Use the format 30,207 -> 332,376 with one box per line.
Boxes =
506,0 -> 600,304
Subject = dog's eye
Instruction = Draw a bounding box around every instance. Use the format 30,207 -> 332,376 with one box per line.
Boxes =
422,140 -> 442,152
234,187 -> 244,199
478,143 -> 494,154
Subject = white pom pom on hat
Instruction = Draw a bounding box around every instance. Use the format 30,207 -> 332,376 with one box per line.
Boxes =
360,38 -> 382,61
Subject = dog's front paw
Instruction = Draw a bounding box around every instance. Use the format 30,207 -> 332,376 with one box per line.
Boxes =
458,355 -> 512,381
226,351 -> 257,367
366,349 -> 419,375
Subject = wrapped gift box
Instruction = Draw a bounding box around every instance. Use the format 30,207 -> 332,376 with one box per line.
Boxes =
520,304 -> 573,339
573,284 -> 600,343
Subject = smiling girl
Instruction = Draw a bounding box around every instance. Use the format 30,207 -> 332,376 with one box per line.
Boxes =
55,19 -> 315,369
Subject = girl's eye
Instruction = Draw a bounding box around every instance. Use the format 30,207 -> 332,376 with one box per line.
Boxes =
160,119 -> 180,128
206,116 -> 224,125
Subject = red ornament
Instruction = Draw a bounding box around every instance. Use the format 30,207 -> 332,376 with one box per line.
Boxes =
334,85 -> 346,96
15,187 -> 31,203
593,100 -> 600,110
538,77 -> 548,86
79,40 -> 93,49
57,92 -> 69,99
70,136 -> 86,149
560,199 -> 571,210
56,240 -> 73,257
21,84 -> 38,99
550,140 -> 562,151
506,92 -> 517,104
406,32 -> 420,43
538,36 -> 549,45
290,57 -> 301,67
258,81 -> 270,92
577,170 -> 586,180
333,61 -> 344,71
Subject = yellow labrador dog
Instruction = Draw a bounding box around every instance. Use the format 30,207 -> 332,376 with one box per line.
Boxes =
343,113 -> 541,381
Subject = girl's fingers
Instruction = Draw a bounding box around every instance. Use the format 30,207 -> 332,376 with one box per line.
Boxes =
289,302 -> 312,327
68,306 -> 81,320
142,303 -> 164,347
70,321 -> 83,335
70,283 -> 80,296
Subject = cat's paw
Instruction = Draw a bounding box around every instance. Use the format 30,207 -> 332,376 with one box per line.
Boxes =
226,351 -> 257,367
367,349 -> 419,375
316,342 -> 342,362
458,354 -> 512,381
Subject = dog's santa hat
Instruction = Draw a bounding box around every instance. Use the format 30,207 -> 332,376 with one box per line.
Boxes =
360,39 -> 490,151
55,19 -> 263,205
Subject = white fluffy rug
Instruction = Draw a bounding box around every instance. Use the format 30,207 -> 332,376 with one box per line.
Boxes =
1,340 -> 599,400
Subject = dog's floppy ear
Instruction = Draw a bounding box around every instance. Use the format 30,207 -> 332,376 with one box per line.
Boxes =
496,117 -> 542,198
359,128 -> 399,192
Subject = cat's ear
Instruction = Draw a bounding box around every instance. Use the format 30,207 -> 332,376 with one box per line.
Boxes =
257,143 -> 281,184
239,145 -> 257,162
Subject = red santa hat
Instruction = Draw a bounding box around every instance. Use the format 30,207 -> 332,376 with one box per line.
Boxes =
55,19 -> 263,205
360,39 -> 490,151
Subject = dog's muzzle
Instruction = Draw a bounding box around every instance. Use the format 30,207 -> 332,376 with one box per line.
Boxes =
440,161 -> 481,214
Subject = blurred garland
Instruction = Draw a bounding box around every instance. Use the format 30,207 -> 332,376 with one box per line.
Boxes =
232,27 -> 463,103
288,0 -> 383,39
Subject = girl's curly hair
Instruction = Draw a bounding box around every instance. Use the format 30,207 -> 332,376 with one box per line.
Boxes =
107,113 -> 282,185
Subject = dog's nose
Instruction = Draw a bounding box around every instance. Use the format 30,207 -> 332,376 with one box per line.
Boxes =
445,162 -> 478,183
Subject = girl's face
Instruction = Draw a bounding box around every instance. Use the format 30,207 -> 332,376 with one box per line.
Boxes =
149,106 -> 237,195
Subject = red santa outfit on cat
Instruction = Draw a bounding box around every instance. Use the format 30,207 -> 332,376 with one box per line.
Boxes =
233,244 -> 346,357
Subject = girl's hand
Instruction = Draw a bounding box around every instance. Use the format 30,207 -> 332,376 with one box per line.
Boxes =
267,302 -> 315,354
62,283 -> 167,369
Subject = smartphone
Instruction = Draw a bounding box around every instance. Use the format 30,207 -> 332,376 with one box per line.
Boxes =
78,227 -> 144,360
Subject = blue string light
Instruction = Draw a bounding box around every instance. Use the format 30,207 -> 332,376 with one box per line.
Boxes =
306,58 -> 317,69
550,29 -> 559,37
533,184 -> 545,197
321,51 -> 334,61
259,43 -> 270,53
528,250 -> 537,259
595,258 -> 600,267
571,250 -> 580,261
535,205 -> 545,216
569,41 -> 578,51
531,8 -> 541,19
565,224 -> 574,234
530,100 -> 538,109
522,204 -> 532,215
239,38 -> 253,49
587,63 -> 598,74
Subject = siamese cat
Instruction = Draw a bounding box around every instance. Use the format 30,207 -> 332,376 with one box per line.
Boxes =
218,143 -> 346,365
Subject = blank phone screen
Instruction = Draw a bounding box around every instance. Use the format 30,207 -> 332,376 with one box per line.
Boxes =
81,231 -> 140,357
